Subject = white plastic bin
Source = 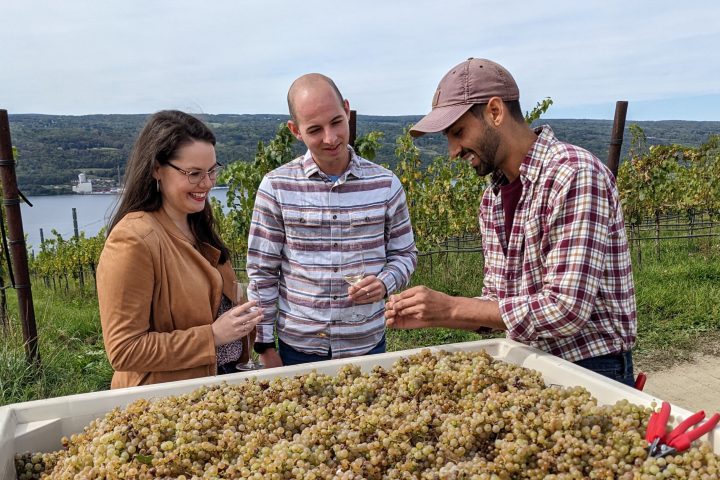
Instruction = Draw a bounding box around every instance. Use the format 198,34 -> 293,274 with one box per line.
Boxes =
1,339 -> 718,478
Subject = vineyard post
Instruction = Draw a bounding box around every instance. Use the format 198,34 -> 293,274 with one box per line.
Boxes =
654,210 -> 661,255
631,223 -> 642,269
606,101 -> 628,178
39,228 -> 51,287
349,110 -> 357,148
0,110 -> 40,365
712,214 -> 716,255
0,271 -> 6,329
72,207 -> 85,289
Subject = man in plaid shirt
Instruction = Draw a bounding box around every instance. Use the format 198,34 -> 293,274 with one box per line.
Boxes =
385,58 -> 637,386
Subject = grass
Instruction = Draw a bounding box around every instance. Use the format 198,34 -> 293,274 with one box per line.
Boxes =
387,251 -> 494,352
631,238 -> 720,369
2,238 -> 719,405
1,283 -> 111,405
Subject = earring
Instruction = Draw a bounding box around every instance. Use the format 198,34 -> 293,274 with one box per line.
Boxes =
156,179 -> 160,192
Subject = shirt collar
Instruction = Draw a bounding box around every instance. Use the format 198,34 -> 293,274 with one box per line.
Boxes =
489,124 -> 556,189
521,125 -> 556,183
301,145 -> 365,180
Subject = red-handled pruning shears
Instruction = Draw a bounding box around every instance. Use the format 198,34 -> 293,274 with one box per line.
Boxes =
646,401 -> 720,458
634,372 -> 647,391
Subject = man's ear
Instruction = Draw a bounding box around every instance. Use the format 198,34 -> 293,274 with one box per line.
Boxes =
343,99 -> 350,117
287,120 -> 302,141
486,97 -> 505,127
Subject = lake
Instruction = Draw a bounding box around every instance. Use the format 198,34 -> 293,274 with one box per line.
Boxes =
19,188 -> 230,252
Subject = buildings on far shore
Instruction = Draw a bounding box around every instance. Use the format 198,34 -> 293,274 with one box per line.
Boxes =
71,173 -> 123,194
72,173 -> 92,194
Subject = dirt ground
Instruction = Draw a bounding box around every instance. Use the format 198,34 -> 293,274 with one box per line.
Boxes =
635,333 -> 720,413
640,354 -> 720,413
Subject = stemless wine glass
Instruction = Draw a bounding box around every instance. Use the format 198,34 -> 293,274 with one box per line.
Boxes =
342,246 -> 367,323
233,280 -> 264,371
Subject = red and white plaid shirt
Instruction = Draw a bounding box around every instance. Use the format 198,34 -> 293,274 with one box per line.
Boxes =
479,126 -> 637,362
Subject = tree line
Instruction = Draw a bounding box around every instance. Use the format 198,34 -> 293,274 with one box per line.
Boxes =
24,100 -> 720,285
9,113 -> 720,195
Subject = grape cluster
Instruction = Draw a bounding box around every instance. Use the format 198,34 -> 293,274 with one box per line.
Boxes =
15,350 -> 720,479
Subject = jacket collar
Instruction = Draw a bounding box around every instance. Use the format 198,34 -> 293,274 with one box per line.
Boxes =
152,208 -> 221,267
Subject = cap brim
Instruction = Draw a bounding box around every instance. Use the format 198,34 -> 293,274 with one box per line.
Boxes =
409,104 -> 474,138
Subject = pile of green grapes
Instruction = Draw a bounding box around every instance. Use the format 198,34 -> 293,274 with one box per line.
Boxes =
15,350 -> 720,479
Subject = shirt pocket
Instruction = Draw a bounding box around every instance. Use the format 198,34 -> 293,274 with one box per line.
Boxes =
523,216 -> 542,247
283,210 -> 324,251
349,208 -> 385,234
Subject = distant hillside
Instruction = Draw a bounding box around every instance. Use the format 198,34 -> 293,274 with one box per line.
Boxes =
8,113 -> 720,195
10,114 -> 295,195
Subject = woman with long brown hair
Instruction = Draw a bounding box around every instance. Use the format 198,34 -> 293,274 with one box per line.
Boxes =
97,110 -> 261,388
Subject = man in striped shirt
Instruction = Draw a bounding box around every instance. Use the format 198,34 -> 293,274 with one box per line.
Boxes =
385,58 -> 638,386
247,74 -> 417,367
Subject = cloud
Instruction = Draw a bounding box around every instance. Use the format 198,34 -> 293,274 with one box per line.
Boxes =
2,0 -> 719,119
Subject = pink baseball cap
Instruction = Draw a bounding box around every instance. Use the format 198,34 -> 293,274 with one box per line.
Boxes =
410,58 -> 520,138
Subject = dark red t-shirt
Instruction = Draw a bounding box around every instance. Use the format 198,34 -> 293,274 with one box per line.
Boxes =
499,176 -> 523,242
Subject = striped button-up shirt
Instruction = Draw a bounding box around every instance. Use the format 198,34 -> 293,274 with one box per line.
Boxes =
480,126 -> 637,362
247,147 -> 417,358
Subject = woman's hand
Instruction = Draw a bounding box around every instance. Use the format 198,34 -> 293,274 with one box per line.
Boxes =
212,301 -> 263,346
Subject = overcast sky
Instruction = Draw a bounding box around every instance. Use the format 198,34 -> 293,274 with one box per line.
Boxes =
2,0 -> 720,120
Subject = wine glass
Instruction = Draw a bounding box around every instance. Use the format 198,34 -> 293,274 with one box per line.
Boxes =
234,280 -> 264,371
342,246 -> 367,323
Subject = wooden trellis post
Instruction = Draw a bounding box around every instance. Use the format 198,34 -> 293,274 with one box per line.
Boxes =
349,110 -> 357,148
0,109 -> 40,365
73,207 -> 85,289
606,101 -> 628,178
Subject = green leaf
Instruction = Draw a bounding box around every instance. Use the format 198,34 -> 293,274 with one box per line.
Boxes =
134,454 -> 153,465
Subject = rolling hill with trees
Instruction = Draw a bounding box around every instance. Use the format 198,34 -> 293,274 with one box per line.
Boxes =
8,113 -> 720,195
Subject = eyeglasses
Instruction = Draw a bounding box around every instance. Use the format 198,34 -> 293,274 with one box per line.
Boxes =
165,162 -> 224,185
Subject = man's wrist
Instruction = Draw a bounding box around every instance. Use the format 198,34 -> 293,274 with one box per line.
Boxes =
447,294 -> 462,326
451,296 -> 505,332
254,342 -> 276,354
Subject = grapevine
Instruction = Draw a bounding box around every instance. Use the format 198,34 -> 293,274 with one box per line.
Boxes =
26,121 -> 720,284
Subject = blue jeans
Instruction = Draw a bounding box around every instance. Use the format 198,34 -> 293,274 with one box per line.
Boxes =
278,335 -> 386,366
573,350 -> 635,387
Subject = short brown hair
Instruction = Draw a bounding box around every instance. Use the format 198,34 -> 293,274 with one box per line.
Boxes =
470,100 -> 524,124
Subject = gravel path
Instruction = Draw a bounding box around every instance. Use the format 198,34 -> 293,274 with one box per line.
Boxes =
641,354 -> 720,413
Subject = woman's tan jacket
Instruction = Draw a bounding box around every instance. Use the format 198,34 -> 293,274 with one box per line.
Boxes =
97,209 -> 248,389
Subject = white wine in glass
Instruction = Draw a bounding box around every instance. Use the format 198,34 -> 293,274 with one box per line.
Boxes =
342,247 -> 367,323
343,273 -> 364,286
234,280 -> 263,371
